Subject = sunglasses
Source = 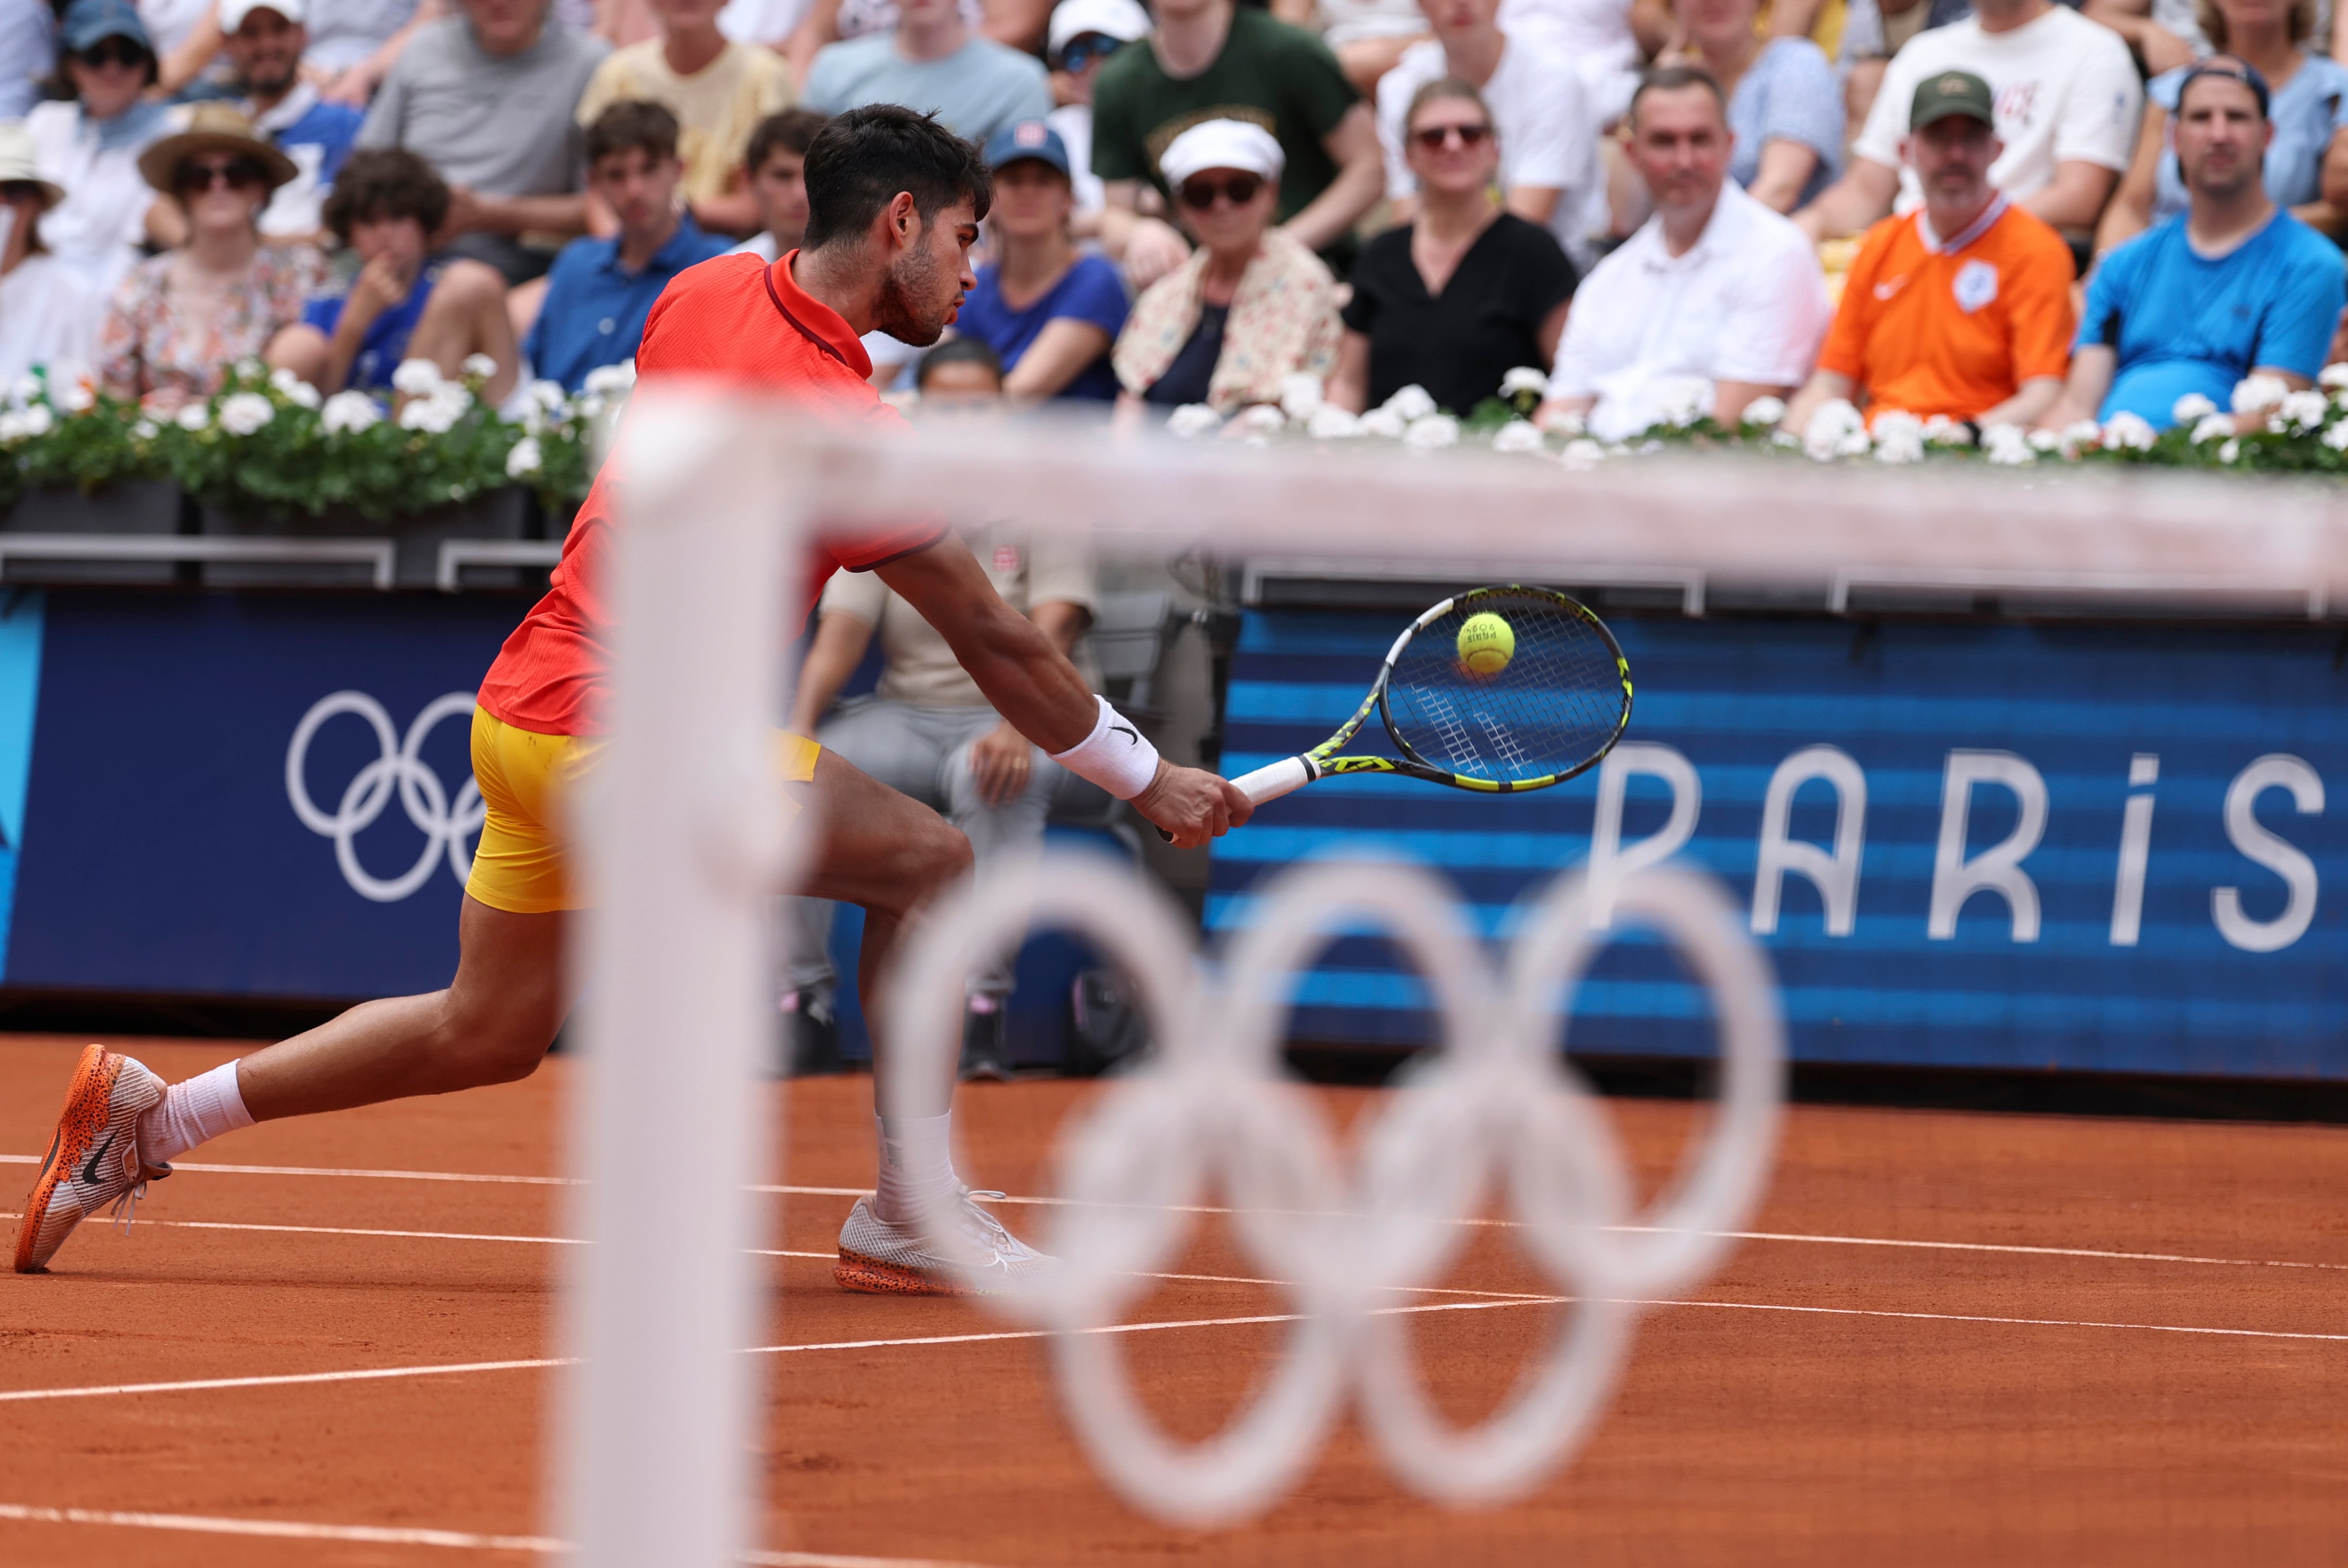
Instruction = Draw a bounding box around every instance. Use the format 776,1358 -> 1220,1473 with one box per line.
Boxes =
176,158 -> 265,194
0,181 -> 45,203
1054,33 -> 1123,73
1178,172 -> 1264,210
75,38 -> 149,70
1411,122 -> 1493,152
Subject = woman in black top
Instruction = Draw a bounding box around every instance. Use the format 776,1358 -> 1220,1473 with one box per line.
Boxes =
1327,78 -> 1578,418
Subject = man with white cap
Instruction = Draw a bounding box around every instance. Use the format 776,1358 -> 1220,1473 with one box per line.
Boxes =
223,0 -> 364,243
1112,117 -> 1341,414
0,123 -> 97,388
1043,0 -> 1148,223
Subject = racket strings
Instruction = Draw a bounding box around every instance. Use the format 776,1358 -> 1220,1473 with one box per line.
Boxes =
1385,596 -> 1626,784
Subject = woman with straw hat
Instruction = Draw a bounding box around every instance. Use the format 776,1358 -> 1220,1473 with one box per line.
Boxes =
96,100 -> 323,407
0,121 -> 99,390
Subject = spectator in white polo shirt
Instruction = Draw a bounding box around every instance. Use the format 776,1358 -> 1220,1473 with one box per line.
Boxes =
1794,0 -> 2141,246
1375,0 -> 1604,272
1537,66 -> 1829,442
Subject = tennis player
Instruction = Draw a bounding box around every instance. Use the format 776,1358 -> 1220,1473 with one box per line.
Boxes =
15,105 -> 1250,1291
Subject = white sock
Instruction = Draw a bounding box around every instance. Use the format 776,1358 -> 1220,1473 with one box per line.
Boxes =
138,1061 -> 255,1167
872,1110 -> 957,1225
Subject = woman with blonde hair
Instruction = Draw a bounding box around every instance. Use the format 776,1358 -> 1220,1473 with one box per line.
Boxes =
2100,0 -> 2348,250
1111,118 -> 1341,418
97,102 -> 324,407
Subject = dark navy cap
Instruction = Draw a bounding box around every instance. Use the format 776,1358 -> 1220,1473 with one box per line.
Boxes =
60,0 -> 153,54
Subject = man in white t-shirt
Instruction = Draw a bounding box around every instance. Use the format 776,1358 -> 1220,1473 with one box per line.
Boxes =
1795,0 -> 2141,243
1537,67 -> 1830,443
1376,0 -> 1604,272
1497,0 -> 1637,123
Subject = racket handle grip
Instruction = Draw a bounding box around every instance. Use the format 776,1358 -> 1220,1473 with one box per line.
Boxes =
1151,756 -> 1317,842
1233,755 -> 1316,805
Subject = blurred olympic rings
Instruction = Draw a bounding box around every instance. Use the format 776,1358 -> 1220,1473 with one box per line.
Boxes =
286,690 -> 485,903
885,853 -> 1786,1528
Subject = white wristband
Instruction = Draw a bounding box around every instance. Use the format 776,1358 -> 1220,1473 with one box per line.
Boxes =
1050,696 -> 1161,800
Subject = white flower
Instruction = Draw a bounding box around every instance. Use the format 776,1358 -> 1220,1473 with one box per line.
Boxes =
1981,423 -> 2035,465
1920,413 -> 1971,446
7,374 -> 40,408
1491,420 -> 1545,453
2325,421 -> 2348,451
1500,366 -> 1550,399
2100,411 -> 2157,451
2232,373 -> 2289,415
1739,395 -> 1786,430
1403,413 -> 1459,449
582,360 -> 637,396
131,418 -> 157,440
390,358 -> 445,397
175,402 -> 209,432
574,391 -> 607,420
269,366 -> 321,409
2026,427 -> 2062,452
462,353 -> 499,381
320,389 -> 381,435
2190,413 -> 2234,444
1381,384 -> 1437,422
1770,429 -> 1801,448
2274,389 -> 2329,434
398,387 -> 472,434
234,357 -> 265,379
217,391 -> 274,436
1606,442 -> 1632,457
2058,418 -> 2104,458
1277,372 -> 1323,422
1801,398 -> 1866,462
1652,375 -> 1710,429
525,379 -> 569,413
1559,437 -> 1606,468
1543,408 -> 1586,438
2172,392 -> 2220,425
1306,404 -> 1362,439
1164,403 -> 1223,440
2218,438 -> 2242,464
1231,403 -> 1285,434
1870,409 -> 1925,465
0,410 -> 28,441
54,380 -> 94,414
2322,363 -> 2348,390
1356,406 -> 1407,439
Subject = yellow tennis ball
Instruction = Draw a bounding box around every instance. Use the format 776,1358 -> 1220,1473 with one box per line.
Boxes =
1456,611 -> 1515,675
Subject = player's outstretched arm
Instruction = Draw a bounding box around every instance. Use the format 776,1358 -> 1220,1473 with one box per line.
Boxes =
874,538 -> 1252,847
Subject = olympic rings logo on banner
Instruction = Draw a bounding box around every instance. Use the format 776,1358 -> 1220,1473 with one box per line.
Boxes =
286,691 -> 485,904
885,853 -> 1786,1529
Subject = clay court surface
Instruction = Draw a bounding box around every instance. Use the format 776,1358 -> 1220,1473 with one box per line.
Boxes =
4,1032 -> 2348,1565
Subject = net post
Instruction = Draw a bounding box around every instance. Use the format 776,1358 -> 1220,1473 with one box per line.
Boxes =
552,390 -> 797,1568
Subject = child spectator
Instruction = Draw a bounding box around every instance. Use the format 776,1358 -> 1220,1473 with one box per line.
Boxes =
99,102 -> 324,406
956,120 -> 1126,402
731,105 -> 826,260
522,99 -> 731,389
575,0 -> 793,236
266,146 -> 520,399
223,0 -> 365,244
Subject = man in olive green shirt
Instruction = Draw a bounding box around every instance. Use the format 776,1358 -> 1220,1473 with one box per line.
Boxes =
1090,0 -> 1385,281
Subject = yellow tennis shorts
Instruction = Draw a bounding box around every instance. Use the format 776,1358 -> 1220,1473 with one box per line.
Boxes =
465,706 -> 823,914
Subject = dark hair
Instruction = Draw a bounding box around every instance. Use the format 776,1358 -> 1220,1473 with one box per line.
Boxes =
802,103 -> 991,251
321,147 -> 450,242
2199,0 -> 2314,49
585,99 -> 681,167
915,336 -> 1003,389
1628,64 -> 1727,129
745,108 -> 830,175
1405,76 -> 1493,135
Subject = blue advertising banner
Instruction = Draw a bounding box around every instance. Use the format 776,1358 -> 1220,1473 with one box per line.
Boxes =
1211,611 -> 2348,1081
5,590 -> 528,999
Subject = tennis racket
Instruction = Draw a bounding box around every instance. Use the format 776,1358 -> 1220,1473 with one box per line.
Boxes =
1232,586 -> 1633,806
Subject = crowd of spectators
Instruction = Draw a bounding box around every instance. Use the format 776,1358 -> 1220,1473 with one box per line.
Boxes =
2,0 -> 2347,438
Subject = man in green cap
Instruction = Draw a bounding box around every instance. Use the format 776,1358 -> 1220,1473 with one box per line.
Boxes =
1783,67 -> 2078,440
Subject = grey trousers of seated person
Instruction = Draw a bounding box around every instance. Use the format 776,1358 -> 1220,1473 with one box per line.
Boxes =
782,698 -> 1063,1001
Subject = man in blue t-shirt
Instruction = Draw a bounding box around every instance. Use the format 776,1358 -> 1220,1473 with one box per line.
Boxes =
524,100 -> 733,393
222,0 -> 362,244
951,120 -> 1128,402
2042,58 -> 2346,432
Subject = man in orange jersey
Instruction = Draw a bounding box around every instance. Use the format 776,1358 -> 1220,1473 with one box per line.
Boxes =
1782,70 -> 2077,440
17,105 -> 1250,1294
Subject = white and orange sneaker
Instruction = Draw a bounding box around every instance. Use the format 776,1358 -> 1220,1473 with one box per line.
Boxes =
835,1188 -> 1055,1296
13,1045 -> 169,1273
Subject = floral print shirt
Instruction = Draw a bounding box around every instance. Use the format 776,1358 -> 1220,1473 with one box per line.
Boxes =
98,243 -> 326,404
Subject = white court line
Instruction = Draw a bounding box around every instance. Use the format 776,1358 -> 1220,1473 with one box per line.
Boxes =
0,1502 -> 987,1566
9,1149 -> 2344,1278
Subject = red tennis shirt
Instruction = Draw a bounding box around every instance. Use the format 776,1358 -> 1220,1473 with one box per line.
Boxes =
475,252 -> 942,736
